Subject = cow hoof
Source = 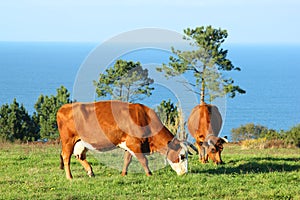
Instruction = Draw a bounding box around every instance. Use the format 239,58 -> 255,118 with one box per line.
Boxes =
146,172 -> 152,176
121,172 -> 127,176
88,171 -> 95,177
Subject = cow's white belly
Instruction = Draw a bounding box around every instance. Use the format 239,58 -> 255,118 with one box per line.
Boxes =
118,141 -> 136,157
81,140 -> 97,150
73,140 -> 97,157
74,140 -> 136,157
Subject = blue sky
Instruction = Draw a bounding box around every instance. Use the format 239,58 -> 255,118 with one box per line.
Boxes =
1,0 -> 299,44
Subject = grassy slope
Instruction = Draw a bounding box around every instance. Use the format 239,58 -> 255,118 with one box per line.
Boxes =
0,143 -> 299,200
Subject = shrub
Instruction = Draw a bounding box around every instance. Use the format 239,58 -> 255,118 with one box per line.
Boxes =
231,123 -> 269,142
241,138 -> 286,149
155,100 -> 186,139
155,100 -> 179,133
241,138 -> 267,149
33,86 -> 71,140
234,123 -> 300,149
284,124 -> 300,147
0,99 -> 38,142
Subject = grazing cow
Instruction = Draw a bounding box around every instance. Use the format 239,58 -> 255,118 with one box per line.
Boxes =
57,100 -> 188,179
187,102 -> 228,164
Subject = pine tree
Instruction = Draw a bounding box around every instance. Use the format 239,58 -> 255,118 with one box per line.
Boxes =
94,59 -> 154,102
0,99 -> 38,142
157,26 -> 245,103
34,86 -> 71,140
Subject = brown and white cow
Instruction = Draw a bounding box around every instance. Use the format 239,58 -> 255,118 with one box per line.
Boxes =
187,102 -> 228,164
57,100 -> 188,179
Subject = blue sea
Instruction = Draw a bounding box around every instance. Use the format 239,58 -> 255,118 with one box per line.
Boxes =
0,42 -> 300,140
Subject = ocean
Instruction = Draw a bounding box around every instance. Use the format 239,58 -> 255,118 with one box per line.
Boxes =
0,42 -> 299,140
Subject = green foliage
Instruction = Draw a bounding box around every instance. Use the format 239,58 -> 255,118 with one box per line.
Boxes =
232,123 -> 300,148
34,86 -> 71,140
284,124 -> 300,147
231,123 -> 270,142
157,26 -> 246,103
155,100 -> 178,127
155,100 -> 179,134
0,99 -> 38,142
94,59 -> 154,102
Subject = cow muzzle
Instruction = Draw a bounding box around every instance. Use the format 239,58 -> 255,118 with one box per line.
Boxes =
167,159 -> 188,175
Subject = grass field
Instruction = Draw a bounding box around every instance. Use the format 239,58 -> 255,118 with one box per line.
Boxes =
0,143 -> 299,200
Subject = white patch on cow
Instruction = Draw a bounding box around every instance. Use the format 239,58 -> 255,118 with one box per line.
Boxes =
167,148 -> 188,176
118,141 -> 136,157
221,137 -> 228,143
81,140 -> 97,151
73,141 -> 86,158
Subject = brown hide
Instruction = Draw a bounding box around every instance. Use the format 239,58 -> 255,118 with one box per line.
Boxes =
187,103 -> 224,164
188,103 -> 222,141
57,100 -> 187,179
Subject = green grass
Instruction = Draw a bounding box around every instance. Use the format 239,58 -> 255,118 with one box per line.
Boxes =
0,143 -> 299,200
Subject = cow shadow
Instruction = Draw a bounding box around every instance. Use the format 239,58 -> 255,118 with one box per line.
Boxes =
247,157 -> 299,162
190,157 -> 300,175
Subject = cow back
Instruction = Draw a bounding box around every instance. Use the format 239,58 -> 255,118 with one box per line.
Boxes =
59,101 -> 166,150
187,104 -> 222,142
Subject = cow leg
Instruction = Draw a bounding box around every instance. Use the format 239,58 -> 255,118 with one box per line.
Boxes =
196,143 -> 208,164
73,141 -> 94,177
121,150 -> 132,176
120,140 -> 151,176
135,153 -> 152,176
61,148 -> 73,180
77,159 -> 94,177
59,154 -> 64,169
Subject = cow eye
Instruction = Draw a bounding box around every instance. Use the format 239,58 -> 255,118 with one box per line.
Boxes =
180,154 -> 185,160
211,148 -> 216,153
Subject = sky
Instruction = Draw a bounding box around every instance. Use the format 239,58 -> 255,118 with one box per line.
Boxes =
0,0 -> 300,44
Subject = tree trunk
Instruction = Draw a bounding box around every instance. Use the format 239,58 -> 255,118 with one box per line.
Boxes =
119,84 -> 123,100
126,86 -> 130,102
200,65 -> 206,104
200,77 -> 205,104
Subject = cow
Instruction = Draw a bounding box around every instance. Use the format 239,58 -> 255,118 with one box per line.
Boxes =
187,102 -> 228,164
57,100 -> 188,180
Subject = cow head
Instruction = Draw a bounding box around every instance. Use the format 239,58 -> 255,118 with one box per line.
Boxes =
202,135 -> 228,164
166,138 -> 188,175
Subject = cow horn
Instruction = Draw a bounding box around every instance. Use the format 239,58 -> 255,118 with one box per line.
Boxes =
179,141 -> 188,152
186,141 -> 198,155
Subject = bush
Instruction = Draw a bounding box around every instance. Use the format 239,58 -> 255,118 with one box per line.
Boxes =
241,138 -> 286,149
33,86 -> 71,140
231,123 -> 269,142
241,138 -> 267,149
155,99 -> 186,139
233,123 -> 300,148
284,124 -> 300,147
0,99 -> 38,142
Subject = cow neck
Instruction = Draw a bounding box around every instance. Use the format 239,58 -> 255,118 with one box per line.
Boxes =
164,137 -> 177,159
205,133 -> 215,141
150,127 -> 174,155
